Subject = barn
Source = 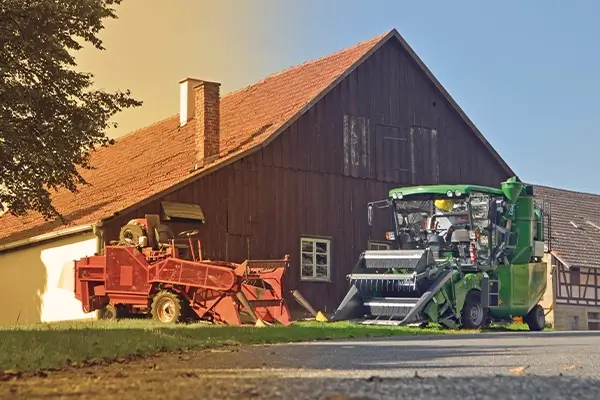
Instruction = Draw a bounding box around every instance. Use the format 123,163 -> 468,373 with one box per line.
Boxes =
0,29 -> 517,325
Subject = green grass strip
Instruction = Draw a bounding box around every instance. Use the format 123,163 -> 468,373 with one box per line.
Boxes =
0,319 -> 540,373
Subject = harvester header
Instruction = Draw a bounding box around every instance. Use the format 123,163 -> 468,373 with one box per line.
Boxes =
335,177 -> 549,331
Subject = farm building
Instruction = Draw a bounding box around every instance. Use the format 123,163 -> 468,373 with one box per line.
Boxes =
535,185 -> 600,331
0,28 -> 517,325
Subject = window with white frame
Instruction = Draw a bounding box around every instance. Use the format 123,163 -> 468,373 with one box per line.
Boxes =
300,237 -> 331,281
368,240 -> 391,251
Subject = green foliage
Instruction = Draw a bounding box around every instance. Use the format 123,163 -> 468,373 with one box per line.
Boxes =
0,0 -> 142,220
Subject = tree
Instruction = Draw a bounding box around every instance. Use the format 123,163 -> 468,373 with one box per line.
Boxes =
0,0 -> 142,221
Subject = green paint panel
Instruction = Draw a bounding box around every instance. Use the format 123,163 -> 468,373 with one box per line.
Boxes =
511,196 -> 535,264
501,178 -> 523,203
443,271 -> 484,311
489,262 -> 547,319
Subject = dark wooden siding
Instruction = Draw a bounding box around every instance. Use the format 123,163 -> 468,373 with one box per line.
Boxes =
252,40 -> 508,186
104,39 -> 512,313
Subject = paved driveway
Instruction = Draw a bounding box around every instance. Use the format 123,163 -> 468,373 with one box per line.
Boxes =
4,331 -> 600,399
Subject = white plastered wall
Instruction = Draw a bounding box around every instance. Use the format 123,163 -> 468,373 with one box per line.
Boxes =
0,231 -> 98,325
539,252 -> 555,326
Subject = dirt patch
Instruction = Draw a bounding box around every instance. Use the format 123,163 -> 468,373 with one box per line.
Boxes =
0,347 -> 245,399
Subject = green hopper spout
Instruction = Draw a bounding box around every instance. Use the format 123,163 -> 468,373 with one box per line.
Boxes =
501,176 -> 523,204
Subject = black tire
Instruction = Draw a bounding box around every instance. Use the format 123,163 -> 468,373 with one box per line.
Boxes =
151,290 -> 183,323
97,303 -> 118,320
524,304 -> 545,331
461,291 -> 486,329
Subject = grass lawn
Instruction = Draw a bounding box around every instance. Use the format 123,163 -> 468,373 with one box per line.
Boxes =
0,318 -> 539,374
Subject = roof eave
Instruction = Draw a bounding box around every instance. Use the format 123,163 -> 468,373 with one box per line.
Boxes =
550,250 -> 572,269
0,224 -> 96,253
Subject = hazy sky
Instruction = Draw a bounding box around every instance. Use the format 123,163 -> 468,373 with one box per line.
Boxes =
76,0 -> 600,194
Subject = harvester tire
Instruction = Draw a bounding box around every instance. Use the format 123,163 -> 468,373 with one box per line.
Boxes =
151,291 -> 183,324
524,304 -> 545,331
97,303 -> 119,320
461,291 -> 485,330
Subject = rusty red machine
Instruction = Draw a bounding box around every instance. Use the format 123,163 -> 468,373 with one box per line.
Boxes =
73,214 -> 293,326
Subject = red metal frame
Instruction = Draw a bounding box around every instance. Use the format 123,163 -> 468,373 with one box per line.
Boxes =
74,217 -> 293,326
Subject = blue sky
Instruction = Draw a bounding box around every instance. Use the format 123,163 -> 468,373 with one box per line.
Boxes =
250,0 -> 599,194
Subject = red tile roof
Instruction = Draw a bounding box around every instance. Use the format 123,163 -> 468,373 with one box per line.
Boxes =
0,30 -> 388,246
533,185 -> 600,269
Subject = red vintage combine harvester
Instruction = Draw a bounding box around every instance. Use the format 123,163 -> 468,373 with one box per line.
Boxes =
73,214 -> 292,326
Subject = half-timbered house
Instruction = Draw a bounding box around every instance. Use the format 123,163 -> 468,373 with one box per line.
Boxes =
535,185 -> 600,330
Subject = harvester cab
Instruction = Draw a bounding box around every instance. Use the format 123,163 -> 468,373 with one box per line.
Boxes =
333,177 -> 549,331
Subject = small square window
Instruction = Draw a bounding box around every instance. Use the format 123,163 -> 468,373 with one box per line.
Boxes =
300,237 -> 331,281
570,268 -> 580,285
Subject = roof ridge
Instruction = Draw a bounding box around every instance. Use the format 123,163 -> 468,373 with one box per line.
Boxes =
531,182 -> 600,197
222,30 -> 391,99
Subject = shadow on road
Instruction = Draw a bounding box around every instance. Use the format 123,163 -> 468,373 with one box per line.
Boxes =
184,340 -> 595,374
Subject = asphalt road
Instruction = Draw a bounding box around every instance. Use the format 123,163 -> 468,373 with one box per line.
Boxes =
4,330 -> 600,399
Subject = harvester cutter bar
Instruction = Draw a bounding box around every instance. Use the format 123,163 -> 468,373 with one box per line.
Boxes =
349,273 -> 414,280
349,273 -> 418,297
362,297 -> 420,319
333,268 -> 455,326
247,299 -> 284,307
362,249 -> 431,270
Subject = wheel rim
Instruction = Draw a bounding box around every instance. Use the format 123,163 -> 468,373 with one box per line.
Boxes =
470,303 -> 483,325
104,306 -> 115,319
157,298 -> 176,322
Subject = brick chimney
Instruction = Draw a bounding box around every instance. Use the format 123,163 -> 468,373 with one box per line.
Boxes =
179,78 -> 221,168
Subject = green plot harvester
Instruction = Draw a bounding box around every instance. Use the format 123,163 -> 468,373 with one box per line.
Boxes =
331,177 -> 549,331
